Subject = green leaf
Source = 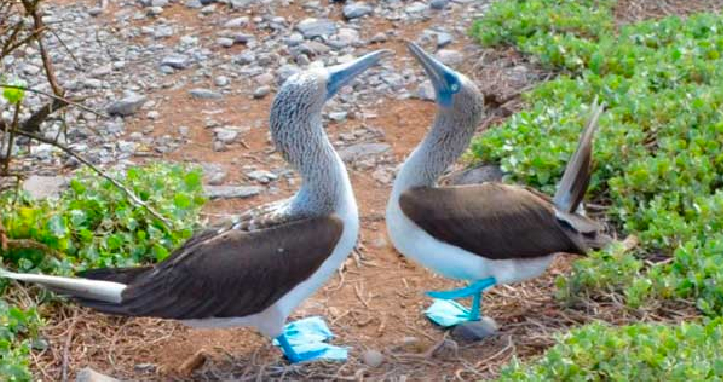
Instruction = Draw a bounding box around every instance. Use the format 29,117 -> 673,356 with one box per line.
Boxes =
2,85 -> 25,104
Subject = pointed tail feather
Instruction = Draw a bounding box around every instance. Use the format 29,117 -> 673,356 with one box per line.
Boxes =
0,268 -> 126,303
553,97 -> 605,213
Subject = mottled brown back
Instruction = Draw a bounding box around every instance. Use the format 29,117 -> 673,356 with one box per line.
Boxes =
398,183 -> 591,259
79,215 -> 343,319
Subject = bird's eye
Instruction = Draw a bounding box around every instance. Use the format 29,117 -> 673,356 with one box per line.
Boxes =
450,83 -> 459,92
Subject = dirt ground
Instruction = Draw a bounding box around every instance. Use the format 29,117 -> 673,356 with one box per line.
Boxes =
21,0 -> 721,381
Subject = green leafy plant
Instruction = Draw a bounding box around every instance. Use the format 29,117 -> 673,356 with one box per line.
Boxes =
498,319 -> 723,381
471,2 -> 723,315
0,163 -> 205,378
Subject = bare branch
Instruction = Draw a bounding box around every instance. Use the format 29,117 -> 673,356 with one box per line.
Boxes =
21,0 -> 63,96
0,84 -> 101,117
9,128 -> 175,229
5,238 -> 64,258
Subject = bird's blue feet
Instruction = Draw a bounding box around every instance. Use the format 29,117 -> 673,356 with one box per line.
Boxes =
272,316 -> 347,363
424,277 -> 496,327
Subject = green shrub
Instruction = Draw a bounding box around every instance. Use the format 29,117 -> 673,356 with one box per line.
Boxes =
0,302 -> 43,382
0,163 -> 206,379
471,1 -> 723,314
498,319 -> 723,381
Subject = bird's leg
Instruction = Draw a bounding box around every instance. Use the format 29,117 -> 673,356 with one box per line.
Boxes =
424,277 -> 496,326
469,291 -> 482,322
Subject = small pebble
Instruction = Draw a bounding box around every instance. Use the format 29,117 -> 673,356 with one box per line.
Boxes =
362,349 -> 384,368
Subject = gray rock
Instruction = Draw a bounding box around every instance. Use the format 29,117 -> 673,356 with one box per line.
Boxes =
215,128 -> 238,143
286,32 -> 304,47
253,85 -> 271,99
277,64 -> 301,85
189,89 -> 222,100
361,349 -> 383,368
343,2 -> 372,19
184,0 -> 203,8
224,17 -> 248,28
230,0 -> 252,9
416,80 -> 436,101
450,317 -> 498,342
297,18 -> 336,39
215,76 -> 229,86
336,28 -> 360,46
161,54 -> 190,69
430,0 -> 449,9
437,32 -> 453,48
255,72 -> 274,85
247,170 -> 277,183
218,37 -> 234,48
298,41 -> 329,56
76,367 -> 121,382
117,141 -> 137,153
148,6 -> 163,15
212,140 -> 226,152
23,176 -> 69,199
447,165 -> 504,185
405,2 -> 429,13
436,49 -> 463,66
328,111 -> 347,122
371,32 -> 387,43
207,170 -> 227,185
107,94 -> 146,117
205,186 -> 262,200
232,51 -> 255,65
232,32 -> 252,44
339,143 -> 390,161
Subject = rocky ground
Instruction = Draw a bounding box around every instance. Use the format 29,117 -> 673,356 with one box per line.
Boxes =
3,0 -> 584,380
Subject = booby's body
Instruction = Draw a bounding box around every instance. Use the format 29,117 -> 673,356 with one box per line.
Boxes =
1,49 -> 390,363
387,42 -> 610,324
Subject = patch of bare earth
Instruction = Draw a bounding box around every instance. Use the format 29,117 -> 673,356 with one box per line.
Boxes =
23,0 -> 720,380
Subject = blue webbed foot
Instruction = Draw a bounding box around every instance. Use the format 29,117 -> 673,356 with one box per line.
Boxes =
272,316 -> 347,363
424,278 -> 496,327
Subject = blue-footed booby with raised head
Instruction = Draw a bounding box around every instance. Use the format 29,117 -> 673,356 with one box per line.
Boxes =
386,42 -> 611,329
0,48 -> 392,363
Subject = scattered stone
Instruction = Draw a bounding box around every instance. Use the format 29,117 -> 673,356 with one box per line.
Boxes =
147,111 -> 160,120
205,186 -> 262,200
215,76 -> 229,86
161,54 -> 190,69
339,143 -> 391,161
215,128 -> 239,143
277,64 -> 301,85
297,18 -> 336,39
447,165 -> 505,185
189,89 -> 223,100
232,51 -> 255,65
405,2 -> 429,13
224,17 -> 248,28
343,2 -> 372,20
22,176 -> 68,199
107,93 -> 146,117
217,37 -> 234,48
371,32 -> 387,43
253,85 -> 271,99
328,111 -> 348,122
416,80 -> 436,101
75,367 -> 120,382
450,317 -> 498,342
436,49 -> 464,66
430,0 -> 449,9
207,170 -> 227,185
437,32 -> 453,48
247,170 -> 278,183
184,0 -> 202,8
362,349 -> 384,368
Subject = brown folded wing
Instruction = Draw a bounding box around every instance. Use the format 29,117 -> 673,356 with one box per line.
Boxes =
79,215 -> 343,319
398,183 -> 586,259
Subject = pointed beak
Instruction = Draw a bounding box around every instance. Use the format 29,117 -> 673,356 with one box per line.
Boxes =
326,49 -> 393,100
407,41 -> 450,93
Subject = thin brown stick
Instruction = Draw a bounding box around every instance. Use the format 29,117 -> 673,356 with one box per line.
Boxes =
21,0 -> 62,96
9,128 -> 174,228
6,239 -> 64,258
0,85 -> 99,117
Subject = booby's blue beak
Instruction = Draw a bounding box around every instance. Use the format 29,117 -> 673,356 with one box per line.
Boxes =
407,41 -> 461,107
326,49 -> 392,100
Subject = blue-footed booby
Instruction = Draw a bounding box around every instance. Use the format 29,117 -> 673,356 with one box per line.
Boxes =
386,42 -> 611,328
0,49 -> 392,363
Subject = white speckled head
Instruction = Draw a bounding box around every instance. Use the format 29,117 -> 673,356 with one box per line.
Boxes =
269,49 -> 391,213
